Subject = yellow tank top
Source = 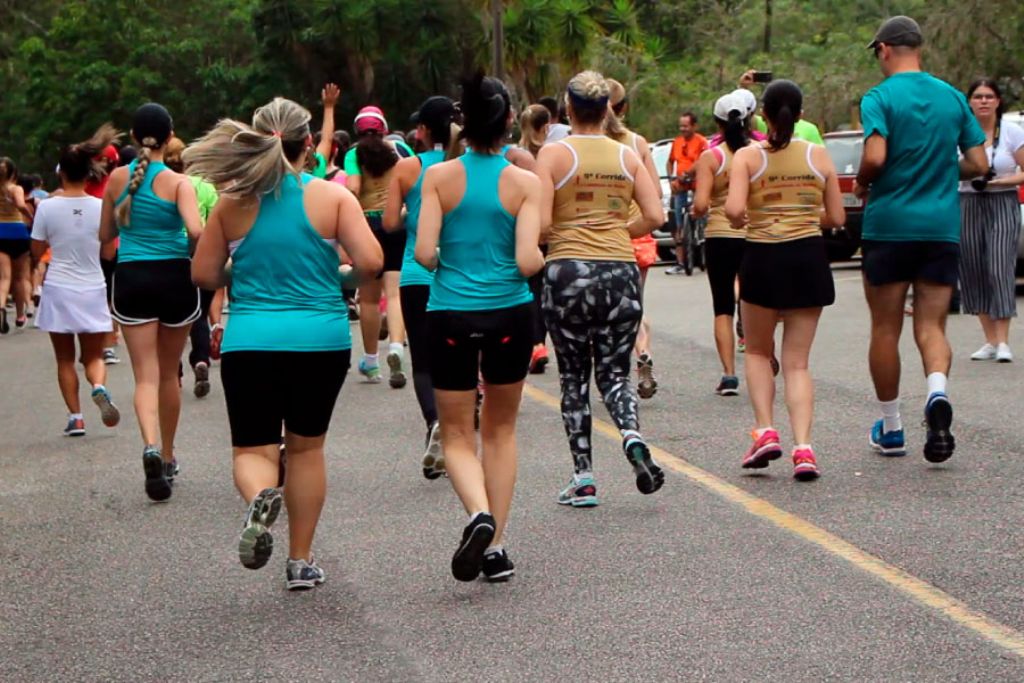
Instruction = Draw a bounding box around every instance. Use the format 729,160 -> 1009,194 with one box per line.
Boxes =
549,136 -> 635,263
746,140 -> 825,243
705,146 -> 744,239
358,167 -> 393,214
0,185 -> 24,222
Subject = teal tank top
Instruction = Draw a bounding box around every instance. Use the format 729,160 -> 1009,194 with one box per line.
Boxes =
222,174 -> 349,353
116,160 -> 190,262
400,149 -> 445,288
426,151 -> 532,312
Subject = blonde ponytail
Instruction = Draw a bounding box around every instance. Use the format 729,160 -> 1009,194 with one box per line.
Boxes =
183,97 -> 312,199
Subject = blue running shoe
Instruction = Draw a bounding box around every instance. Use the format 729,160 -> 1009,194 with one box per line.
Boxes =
869,420 -> 906,457
923,393 -> 955,463
358,358 -> 382,383
91,385 -> 121,427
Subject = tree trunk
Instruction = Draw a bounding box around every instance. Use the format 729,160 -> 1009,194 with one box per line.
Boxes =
763,0 -> 772,53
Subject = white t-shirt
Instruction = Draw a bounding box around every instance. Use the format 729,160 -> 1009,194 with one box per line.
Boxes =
546,123 -> 572,144
31,195 -> 106,288
959,120 -> 1024,193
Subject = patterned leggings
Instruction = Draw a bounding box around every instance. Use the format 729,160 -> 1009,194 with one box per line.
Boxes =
542,260 -> 643,474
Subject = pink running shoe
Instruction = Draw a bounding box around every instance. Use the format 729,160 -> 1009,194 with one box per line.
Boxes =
792,447 -> 820,481
742,429 -> 783,469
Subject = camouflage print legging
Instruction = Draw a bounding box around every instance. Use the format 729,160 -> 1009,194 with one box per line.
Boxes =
542,259 -> 643,474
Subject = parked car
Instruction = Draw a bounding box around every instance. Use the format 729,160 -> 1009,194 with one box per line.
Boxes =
822,131 -> 864,262
650,139 -> 677,262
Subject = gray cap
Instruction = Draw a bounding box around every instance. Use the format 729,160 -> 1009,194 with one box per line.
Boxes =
867,15 -> 923,49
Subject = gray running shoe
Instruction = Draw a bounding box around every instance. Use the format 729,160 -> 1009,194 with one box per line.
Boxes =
286,557 -> 326,590
387,350 -> 407,389
238,487 -> 283,570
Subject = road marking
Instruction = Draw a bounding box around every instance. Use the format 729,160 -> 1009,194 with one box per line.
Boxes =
522,383 -> 1024,658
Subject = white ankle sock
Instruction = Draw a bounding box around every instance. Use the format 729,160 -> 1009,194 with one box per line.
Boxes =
926,372 -> 947,397
388,342 -> 404,356
69,413 -> 83,421
363,353 -> 379,366
485,544 -> 503,555
880,399 -> 901,433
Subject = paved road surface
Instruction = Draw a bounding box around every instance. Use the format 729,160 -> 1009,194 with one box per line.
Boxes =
3,265 -> 1024,681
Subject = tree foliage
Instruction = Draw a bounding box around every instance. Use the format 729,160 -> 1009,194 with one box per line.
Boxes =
0,0 -> 1021,175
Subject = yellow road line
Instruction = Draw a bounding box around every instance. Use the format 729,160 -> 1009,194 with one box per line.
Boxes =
522,383 -> 1024,658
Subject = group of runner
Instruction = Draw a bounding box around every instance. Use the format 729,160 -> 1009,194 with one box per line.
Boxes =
5,14 -> 1021,591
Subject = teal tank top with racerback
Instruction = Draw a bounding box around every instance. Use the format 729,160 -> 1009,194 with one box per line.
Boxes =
115,160 -> 190,262
400,149 -> 445,288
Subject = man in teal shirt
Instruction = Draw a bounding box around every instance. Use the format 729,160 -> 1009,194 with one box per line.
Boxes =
853,15 -> 988,464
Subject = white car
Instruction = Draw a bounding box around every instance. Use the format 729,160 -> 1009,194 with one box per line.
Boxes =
1005,111 -> 1024,275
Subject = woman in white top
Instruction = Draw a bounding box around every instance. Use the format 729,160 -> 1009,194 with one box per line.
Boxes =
30,126 -> 122,437
959,79 -> 1024,362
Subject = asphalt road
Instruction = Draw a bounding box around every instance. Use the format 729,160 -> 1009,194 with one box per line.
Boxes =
3,263 -> 1024,682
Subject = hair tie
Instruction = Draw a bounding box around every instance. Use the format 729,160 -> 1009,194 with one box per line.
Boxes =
272,131 -> 282,138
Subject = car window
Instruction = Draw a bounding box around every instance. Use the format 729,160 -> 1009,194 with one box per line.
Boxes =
651,143 -> 670,177
824,136 -> 863,175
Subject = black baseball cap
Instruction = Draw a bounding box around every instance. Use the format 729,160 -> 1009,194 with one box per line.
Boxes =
132,103 -> 173,148
410,96 -> 456,129
867,15 -> 923,49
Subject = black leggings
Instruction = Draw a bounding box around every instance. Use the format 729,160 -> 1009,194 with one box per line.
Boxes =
188,288 -> 216,368
400,284 -> 438,427
542,260 -> 643,474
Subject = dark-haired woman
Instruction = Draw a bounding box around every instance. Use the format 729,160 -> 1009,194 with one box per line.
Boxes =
960,79 -> 1024,363
725,80 -> 845,481
99,103 -> 203,502
416,74 -> 544,583
345,107 -> 412,389
384,96 -> 460,480
536,71 -> 664,508
189,97 -> 382,590
30,126 -> 122,436
693,93 -> 755,396
0,157 -> 34,334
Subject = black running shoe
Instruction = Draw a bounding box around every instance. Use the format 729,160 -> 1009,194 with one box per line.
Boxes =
0,309 -> 8,335
165,458 -> 180,484
625,438 -> 664,495
143,446 -> 172,502
238,487 -> 283,570
482,548 -> 515,583
923,393 -> 956,463
451,513 -> 496,582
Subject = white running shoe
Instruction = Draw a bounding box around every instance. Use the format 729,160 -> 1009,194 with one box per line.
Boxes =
970,343 -> 996,361
996,343 -> 1013,363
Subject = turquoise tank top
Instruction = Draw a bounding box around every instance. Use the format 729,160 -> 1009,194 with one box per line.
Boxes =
116,160 -> 190,262
400,149 -> 445,288
426,151 -> 532,312
222,174 -> 349,353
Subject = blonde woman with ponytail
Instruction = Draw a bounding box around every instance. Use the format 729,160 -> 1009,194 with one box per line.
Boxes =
188,97 -> 382,590
99,103 -> 202,503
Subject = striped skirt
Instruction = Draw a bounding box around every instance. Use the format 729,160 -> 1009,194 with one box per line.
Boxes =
959,191 -> 1022,319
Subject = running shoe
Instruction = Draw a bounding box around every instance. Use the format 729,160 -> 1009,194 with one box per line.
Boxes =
792,447 -> 820,481
63,417 -> 85,437
624,437 -> 664,495
238,487 -> 283,570
32,291 -> 41,307
193,361 -> 211,398
0,309 -> 8,334
142,445 -> 172,502
482,548 -> 515,583
90,386 -> 121,428
742,429 -> 783,469
737,337 -> 746,353
15,316 -> 26,328
102,348 -> 121,365
556,473 -> 598,507
165,458 -> 180,483
970,343 -> 996,361
636,353 -> 658,399
286,557 -> 326,590
869,420 -> 906,457
529,345 -> 549,374
358,358 -> 382,383
386,350 -> 407,389
996,343 -> 1013,363
451,512 -> 496,582
923,393 -> 955,463
664,264 -> 685,275
716,375 -> 739,396
422,421 -> 445,480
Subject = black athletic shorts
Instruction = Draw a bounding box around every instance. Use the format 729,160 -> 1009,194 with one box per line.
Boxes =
0,238 -> 30,259
705,237 -> 745,316
861,240 -> 960,287
111,258 -> 201,326
740,237 -> 835,310
366,213 -> 406,273
427,302 -> 534,391
221,350 -> 351,447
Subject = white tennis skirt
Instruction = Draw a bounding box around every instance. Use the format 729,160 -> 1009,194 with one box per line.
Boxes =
36,283 -> 112,334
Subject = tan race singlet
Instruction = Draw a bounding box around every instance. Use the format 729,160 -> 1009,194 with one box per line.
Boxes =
0,184 -> 24,223
746,140 -> 825,243
705,146 -> 744,239
548,135 -> 635,262
358,167 -> 393,214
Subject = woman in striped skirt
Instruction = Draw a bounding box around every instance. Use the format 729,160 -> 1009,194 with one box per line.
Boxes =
960,79 -> 1024,363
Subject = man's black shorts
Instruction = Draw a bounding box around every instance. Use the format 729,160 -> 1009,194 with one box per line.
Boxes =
861,240 -> 960,287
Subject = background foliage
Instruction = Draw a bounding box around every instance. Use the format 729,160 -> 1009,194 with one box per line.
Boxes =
1,0 -> 1022,175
